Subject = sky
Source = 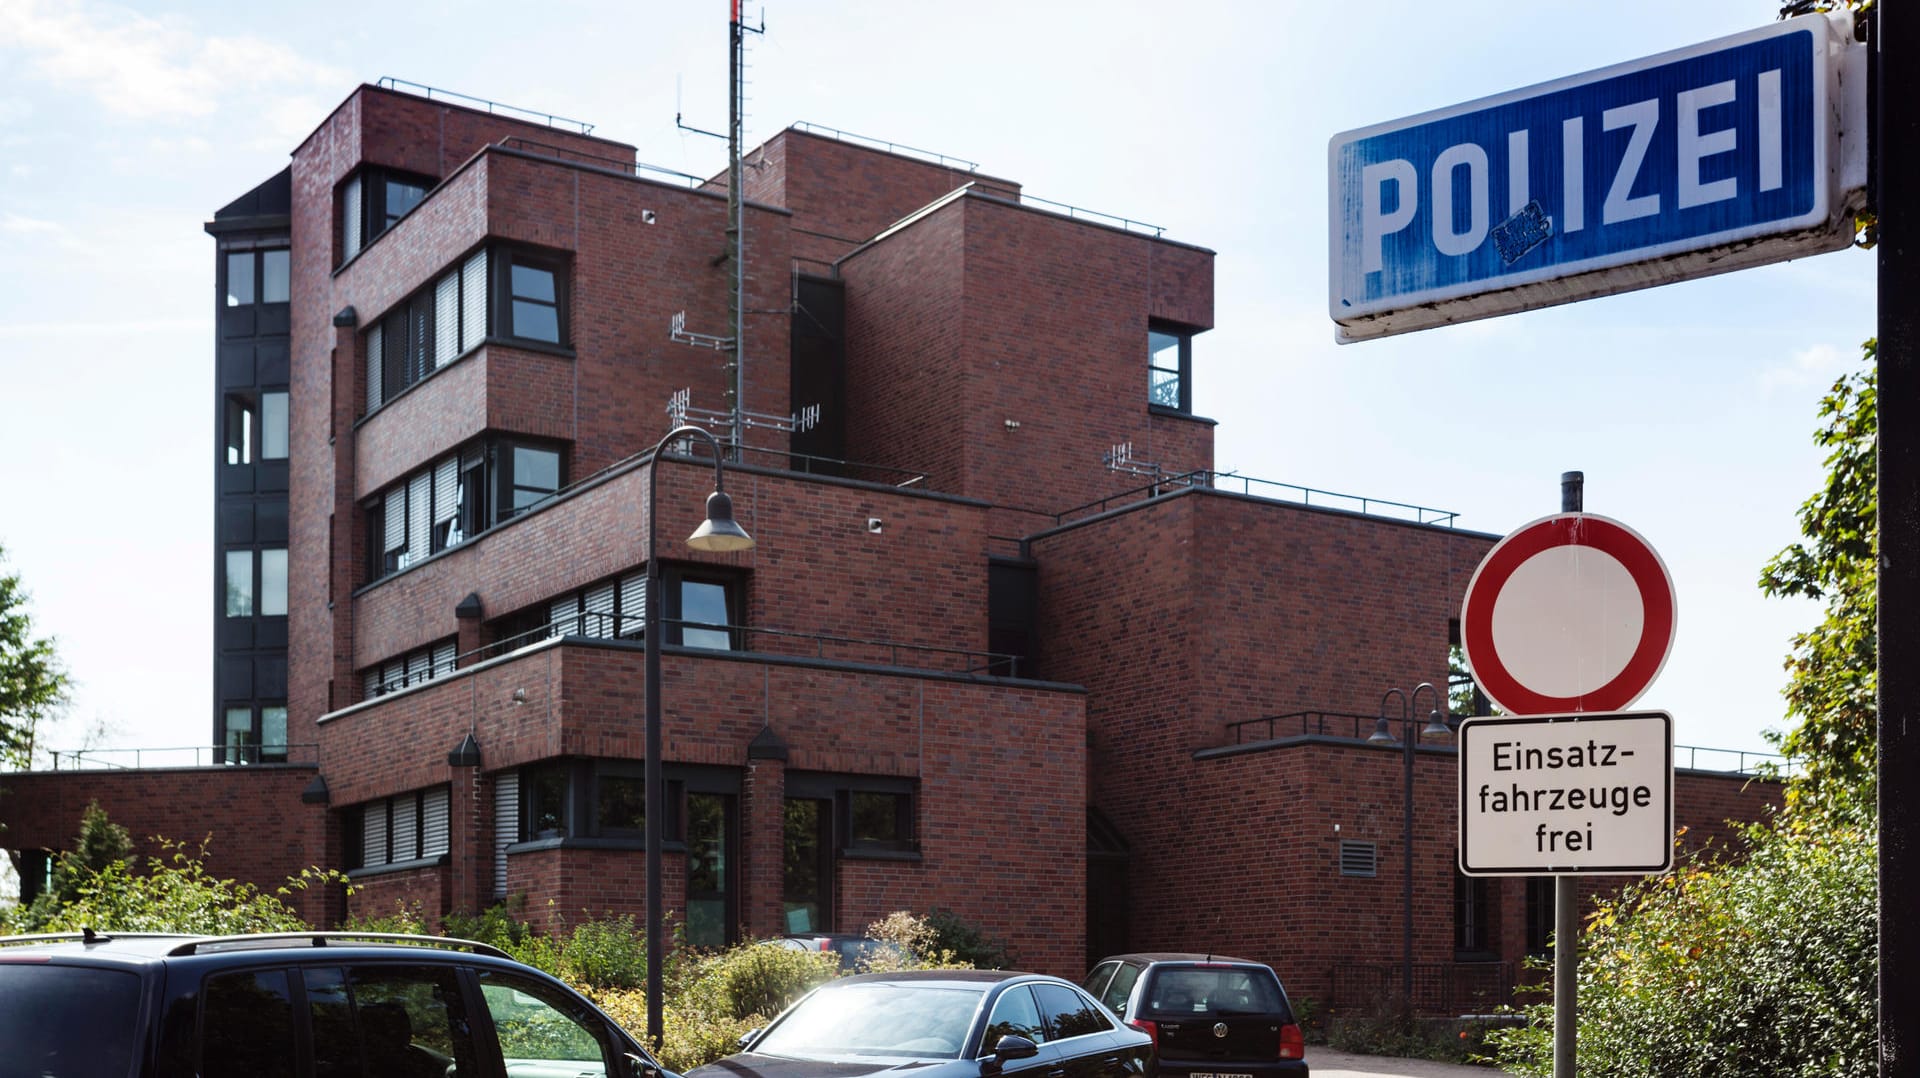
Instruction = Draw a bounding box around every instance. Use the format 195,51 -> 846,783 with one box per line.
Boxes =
0,0 -> 1876,763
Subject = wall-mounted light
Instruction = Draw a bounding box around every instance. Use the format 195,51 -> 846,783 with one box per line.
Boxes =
867,517 -> 884,534
511,687 -> 527,705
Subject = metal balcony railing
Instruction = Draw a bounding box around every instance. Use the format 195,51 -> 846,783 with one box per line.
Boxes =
379,78 -> 594,134
35,744 -> 319,771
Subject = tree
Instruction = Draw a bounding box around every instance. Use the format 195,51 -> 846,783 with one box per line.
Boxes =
1758,344 -> 1877,811
0,542 -> 71,771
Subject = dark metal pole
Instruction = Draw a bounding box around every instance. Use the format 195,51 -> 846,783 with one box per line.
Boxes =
1554,470 -> 1582,1078
643,444 -> 666,1050
644,424 -> 734,1050
1403,724 -> 1415,1014
1877,2 -> 1917,1072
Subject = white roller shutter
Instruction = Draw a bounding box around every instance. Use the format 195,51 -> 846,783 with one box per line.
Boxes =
433,457 -> 459,537
361,803 -> 388,867
494,771 -> 519,899
435,272 -> 461,367
384,489 -> 407,563
363,669 -> 380,700
462,249 -> 488,347
407,472 -> 431,567
422,787 -> 451,856
391,796 -> 419,862
618,573 -> 647,639
585,583 -> 616,639
550,596 -> 579,638
432,641 -> 457,677
406,650 -> 431,688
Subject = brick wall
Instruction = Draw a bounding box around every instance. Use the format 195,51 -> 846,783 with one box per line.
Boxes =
838,192 -> 1216,516
0,767 -> 331,925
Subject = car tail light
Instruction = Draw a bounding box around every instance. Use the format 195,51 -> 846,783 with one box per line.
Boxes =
818,940 -> 833,952
1278,1023 -> 1304,1060
1126,1018 -> 1159,1051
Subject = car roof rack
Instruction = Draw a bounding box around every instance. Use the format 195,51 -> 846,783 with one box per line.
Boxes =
163,932 -> 511,958
1,929 -> 198,948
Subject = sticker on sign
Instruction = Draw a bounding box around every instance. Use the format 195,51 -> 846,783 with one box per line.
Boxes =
1458,711 -> 1673,876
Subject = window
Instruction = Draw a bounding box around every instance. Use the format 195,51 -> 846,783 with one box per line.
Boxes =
339,167 -> 433,263
985,985 -> 1046,1045
1525,876 -> 1555,956
788,773 -> 918,857
302,966 -> 480,1078
503,443 -> 562,518
685,792 -> 734,949
351,786 -> 451,870
364,249 -> 487,413
201,970 -> 295,1078
666,569 -> 743,649
546,571 -> 647,641
360,640 -> 457,700
224,397 -> 255,465
364,438 -> 567,584
224,549 -> 285,618
224,248 -> 290,307
225,251 -> 254,307
502,252 -> 565,344
225,550 -> 254,616
849,790 -> 913,850
783,798 -> 830,934
261,548 -> 287,616
1455,866 -> 1494,957
225,391 -> 289,464
476,970 -> 611,1074
1148,323 -> 1193,411
221,704 -> 289,765
513,760 -> 661,842
1034,982 -> 1111,1040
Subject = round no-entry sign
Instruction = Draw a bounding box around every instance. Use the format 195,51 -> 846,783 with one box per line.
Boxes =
1461,513 -> 1676,715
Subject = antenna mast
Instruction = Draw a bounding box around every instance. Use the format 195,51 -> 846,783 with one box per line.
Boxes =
725,0 -> 762,454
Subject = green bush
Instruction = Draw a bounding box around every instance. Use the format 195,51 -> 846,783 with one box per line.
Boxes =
591,939 -> 838,1072
560,914 -> 649,989
12,837 -> 329,936
919,907 -> 1012,969
1487,811 -> 1876,1076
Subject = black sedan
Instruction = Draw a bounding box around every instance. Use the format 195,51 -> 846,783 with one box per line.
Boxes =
690,970 -> 1153,1078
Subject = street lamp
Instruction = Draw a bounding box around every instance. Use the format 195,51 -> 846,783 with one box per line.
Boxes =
1369,681 -> 1452,1018
645,424 -> 755,1049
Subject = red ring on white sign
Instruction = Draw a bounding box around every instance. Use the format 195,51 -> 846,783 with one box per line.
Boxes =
1461,513 -> 1675,715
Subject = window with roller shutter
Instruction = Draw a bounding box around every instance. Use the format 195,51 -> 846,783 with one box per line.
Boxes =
350,786 -> 452,872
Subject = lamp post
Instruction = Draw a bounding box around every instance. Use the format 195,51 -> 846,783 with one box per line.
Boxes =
644,424 -> 755,1049
1369,681 -> 1451,1018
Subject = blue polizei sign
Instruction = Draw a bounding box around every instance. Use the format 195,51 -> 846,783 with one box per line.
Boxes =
1329,13 -> 1862,343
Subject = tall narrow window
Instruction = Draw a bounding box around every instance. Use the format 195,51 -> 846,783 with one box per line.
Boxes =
226,252 -> 255,307
261,249 -> 290,303
261,392 -> 289,460
506,445 -> 562,517
783,799 -> 830,934
677,579 -> 733,650
1148,324 -> 1193,411
224,397 -> 256,465
507,259 -> 561,343
225,550 -> 254,616
261,706 -> 288,763
686,793 -> 733,949
224,706 -> 256,764
260,549 -> 288,616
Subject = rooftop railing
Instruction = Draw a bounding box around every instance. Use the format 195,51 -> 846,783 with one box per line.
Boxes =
34,744 -> 319,771
1220,709 -> 1795,777
1004,470 -> 1461,533
496,136 -> 708,189
379,78 -> 594,134
791,121 -> 979,171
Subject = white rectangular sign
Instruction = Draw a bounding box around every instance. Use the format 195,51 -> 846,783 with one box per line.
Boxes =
1458,711 -> 1673,876
1328,13 -> 1863,343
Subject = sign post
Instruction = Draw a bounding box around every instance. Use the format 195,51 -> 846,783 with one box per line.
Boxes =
1457,474 -> 1679,1078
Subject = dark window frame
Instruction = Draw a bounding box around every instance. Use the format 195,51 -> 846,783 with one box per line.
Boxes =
787,772 -> 919,857
663,566 -> 745,649
350,786 -> 451,870
339,166 -> 434,265
495,248 -> 569,346
497,439 -> 566,521
224,247 -> 291,308
1148,321 -> 1194,413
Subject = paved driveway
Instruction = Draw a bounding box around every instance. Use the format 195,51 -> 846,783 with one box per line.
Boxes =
1306,1047 -> 1516,1077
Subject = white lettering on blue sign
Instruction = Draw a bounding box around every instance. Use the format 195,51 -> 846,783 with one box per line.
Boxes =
1329,14 -> 1856,343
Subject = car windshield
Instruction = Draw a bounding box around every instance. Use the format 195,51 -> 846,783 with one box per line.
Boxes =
1144,967 -> 1287,1017
0,964 -> 143,1075
753,982 -> 983,1059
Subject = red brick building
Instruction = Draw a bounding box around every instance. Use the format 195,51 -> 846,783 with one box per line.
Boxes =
1,82 -> 1780,1008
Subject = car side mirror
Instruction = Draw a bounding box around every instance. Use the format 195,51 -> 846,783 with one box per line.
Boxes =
981,1035 -> 1040,1074
626,1052 -> 680,1078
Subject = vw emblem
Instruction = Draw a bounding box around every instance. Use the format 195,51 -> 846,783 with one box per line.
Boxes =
1212,1022 -> 1229,1039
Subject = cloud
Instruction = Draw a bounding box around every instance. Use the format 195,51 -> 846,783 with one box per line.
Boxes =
0,0 -> 347,121
1758,343 -> 1862,394
0,315 -> 205,338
